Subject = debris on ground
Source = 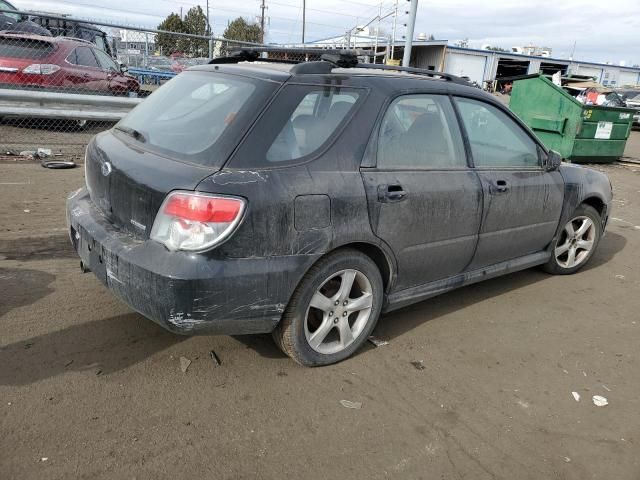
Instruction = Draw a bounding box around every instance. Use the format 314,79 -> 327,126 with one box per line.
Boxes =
41,160 -> 76,169
572,392 -> 581,402
339,400 -> 362,409
411,360 -> 426,370
23,209 -> 30,213
64,360 -> 73,367
602,385 -> 611,392
179,356 -> 191,373
40,457 -> 48,462
563,456 -> 571,463
36,148 -> 52,157
209,350 -> 221,367
367,336 -> 389,347
615,275 -> 626,280
592,395 -> 608,407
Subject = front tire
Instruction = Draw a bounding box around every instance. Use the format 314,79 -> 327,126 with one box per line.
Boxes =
273,249 -> 384,366
543,204 -> 602,275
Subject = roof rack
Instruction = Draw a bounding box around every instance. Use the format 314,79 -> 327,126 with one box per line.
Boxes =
354,63 -> 470,84
208,48 -> 471,85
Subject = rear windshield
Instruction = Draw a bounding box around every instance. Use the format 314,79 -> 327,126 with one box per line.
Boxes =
0,37 -> 55,59
115,70 -> 278,166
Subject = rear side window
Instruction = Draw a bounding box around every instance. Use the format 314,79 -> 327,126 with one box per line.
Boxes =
0,37 -> 54,59
115,71 -> 278,166
377,94 -> 466,169
454,97 -> 540,168
68,47 -> 99,68
232,85 -> 362,168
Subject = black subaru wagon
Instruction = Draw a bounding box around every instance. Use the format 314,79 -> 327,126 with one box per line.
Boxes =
67,55 -> 612,366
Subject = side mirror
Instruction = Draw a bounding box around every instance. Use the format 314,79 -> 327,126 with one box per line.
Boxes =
545,150 -> 562,171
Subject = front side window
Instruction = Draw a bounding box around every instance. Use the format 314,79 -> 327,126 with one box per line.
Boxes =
455,97 -> 540,168
266,88 -> 360,162
93,48 -> 117,71
377,94 -> 466,169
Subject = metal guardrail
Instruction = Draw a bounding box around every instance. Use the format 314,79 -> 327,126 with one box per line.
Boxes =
128,68 -> 177,85
0,88 -> 142,122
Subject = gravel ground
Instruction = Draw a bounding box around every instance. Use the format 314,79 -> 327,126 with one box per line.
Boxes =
1,133 -> 639,479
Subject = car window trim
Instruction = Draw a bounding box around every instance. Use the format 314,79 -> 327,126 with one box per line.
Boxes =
451,94 -> 545,171
365,92 -> 471,171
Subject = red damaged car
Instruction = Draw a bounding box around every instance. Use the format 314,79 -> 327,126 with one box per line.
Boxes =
0,33 -> 140,96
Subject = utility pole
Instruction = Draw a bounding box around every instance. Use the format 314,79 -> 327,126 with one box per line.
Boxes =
402,0 -> 418,67
302,0 -> 306,43
206,0 -> 210,34
260,0 -> 266,44
390,0 -> 398,60
373,1 -> 381,64
206,0 -> 213,60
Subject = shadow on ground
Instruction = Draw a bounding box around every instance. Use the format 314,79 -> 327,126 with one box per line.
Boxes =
0,234 -> 76,262
374,231 -> 626,342
0,313 -> 185,386
234,231 -> 627,360
0,266 -> 56,318
1,233 -> 625,372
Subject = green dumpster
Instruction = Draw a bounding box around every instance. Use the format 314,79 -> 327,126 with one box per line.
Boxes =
509,74 -> 634,163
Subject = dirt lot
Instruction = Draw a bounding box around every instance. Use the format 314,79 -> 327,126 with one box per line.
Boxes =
1,132 -> 640,480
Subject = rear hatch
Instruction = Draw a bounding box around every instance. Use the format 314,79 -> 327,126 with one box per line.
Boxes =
85,68 -> 281,238
0,35 -> 56,85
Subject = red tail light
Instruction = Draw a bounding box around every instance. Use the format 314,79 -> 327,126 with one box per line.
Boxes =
163,194 -> 242,223
150,191 -> 246,252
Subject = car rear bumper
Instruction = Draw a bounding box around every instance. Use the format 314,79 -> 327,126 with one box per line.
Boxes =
66,187 -> 316,335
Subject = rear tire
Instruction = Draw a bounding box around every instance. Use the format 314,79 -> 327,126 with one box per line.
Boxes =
273,249 -> 384,366
543,204 -> 602,275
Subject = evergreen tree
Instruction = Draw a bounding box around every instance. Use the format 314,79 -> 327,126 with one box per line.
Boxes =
156,13 -> 185,55
182,6 -> 210,56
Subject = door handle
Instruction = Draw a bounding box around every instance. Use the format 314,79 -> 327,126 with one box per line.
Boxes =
377,184 -> 407,203
489,179 -> 510,195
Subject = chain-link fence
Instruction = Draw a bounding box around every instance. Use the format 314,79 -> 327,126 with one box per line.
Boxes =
0,9 -> 265,162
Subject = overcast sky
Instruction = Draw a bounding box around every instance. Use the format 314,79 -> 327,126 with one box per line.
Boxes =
11,0 -> 640,65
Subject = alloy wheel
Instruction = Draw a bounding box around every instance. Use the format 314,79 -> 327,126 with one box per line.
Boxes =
555,215 -> 596,269
304,269 -> 374,355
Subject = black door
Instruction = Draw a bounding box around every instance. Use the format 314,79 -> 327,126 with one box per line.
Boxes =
362,94 -> 483,291
453,97 -> 564,269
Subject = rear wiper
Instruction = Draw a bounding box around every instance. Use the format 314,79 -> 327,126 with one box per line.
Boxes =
115,125 -> 147,143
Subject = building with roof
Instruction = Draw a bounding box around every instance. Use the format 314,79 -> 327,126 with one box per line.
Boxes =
287,32 -> 640,87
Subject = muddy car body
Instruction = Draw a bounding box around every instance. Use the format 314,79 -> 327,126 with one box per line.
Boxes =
67,57 -> 612,365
